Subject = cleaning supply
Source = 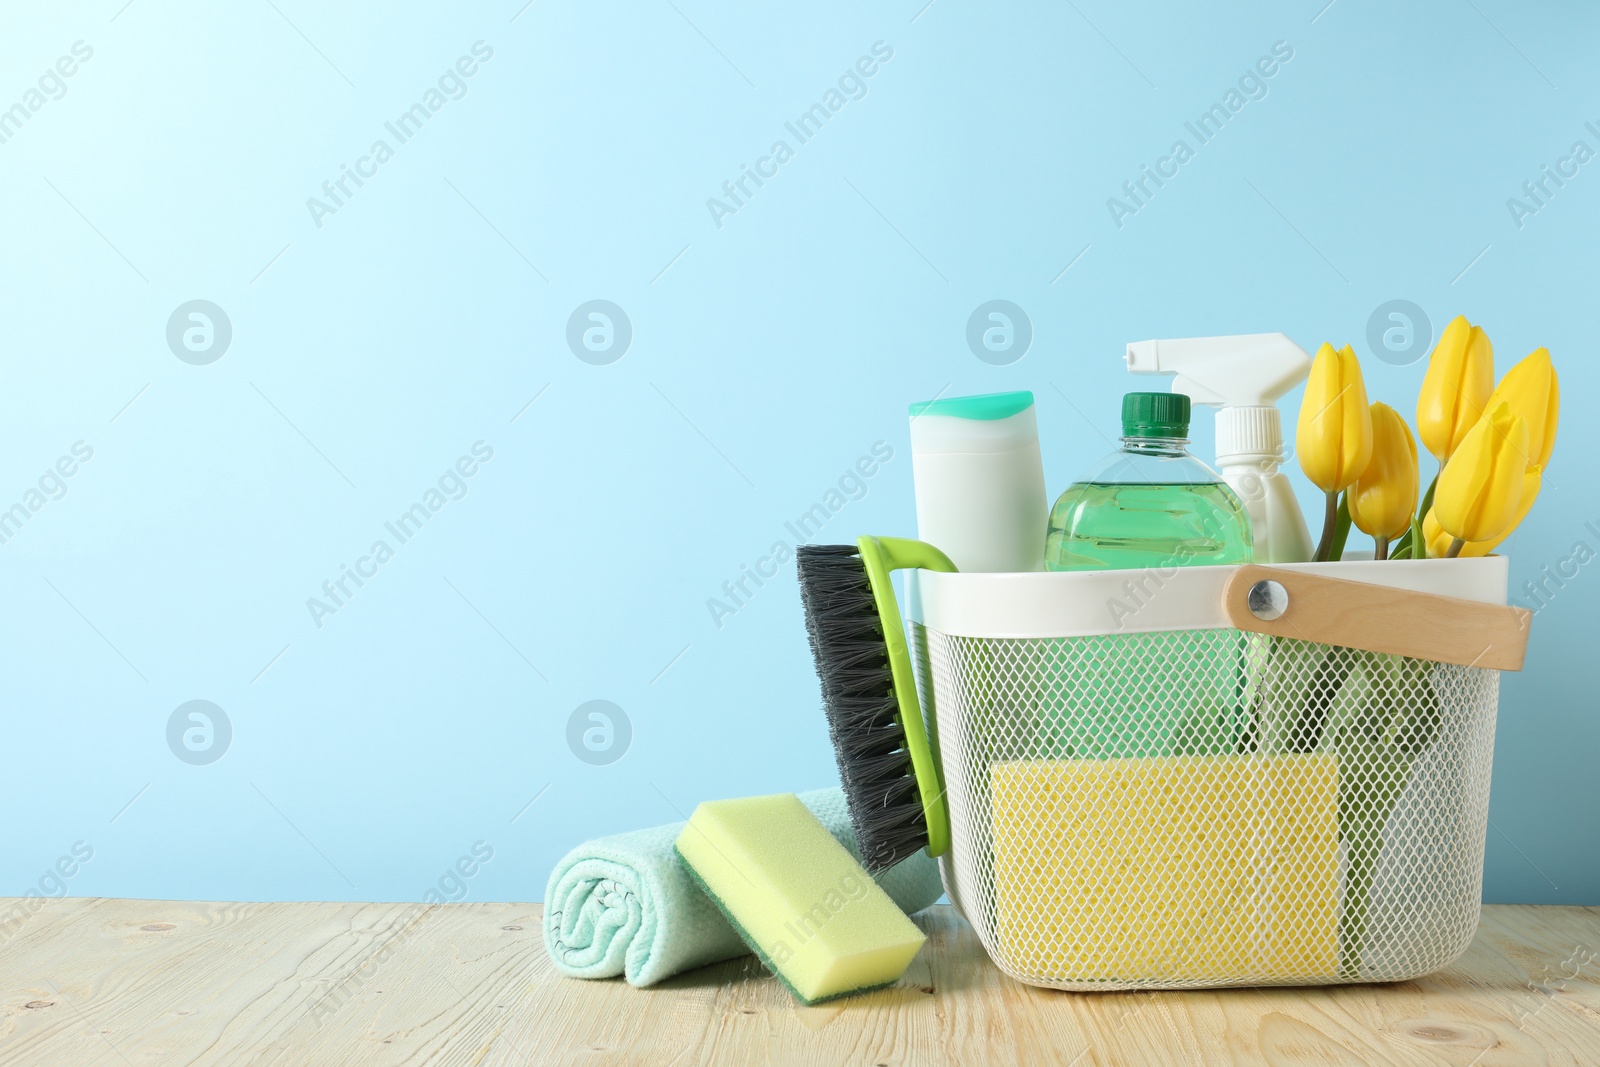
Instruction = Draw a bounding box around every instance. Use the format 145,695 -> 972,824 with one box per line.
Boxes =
796,537 -> 956,872
908,390 -> 1047,572
1045,392 -> 1252,571
1042,393 -> 1251,758
675,793 -> 928,1004
543,787 -> 942,987
902,548 -> 1529,989
989,755 -> 1339,982
1125,333 -> 1314,563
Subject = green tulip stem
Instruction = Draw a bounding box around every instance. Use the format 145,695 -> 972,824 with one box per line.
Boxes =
1314,490 -> 1339,562
1374,536 -> 1389,561
1446,537 -> 1465,559
1328,493 -> 1353,563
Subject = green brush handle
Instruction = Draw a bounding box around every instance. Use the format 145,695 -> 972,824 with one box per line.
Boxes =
856,535 -> 956,859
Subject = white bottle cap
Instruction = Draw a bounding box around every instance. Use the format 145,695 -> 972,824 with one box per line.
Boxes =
1216,405 -> 1283,464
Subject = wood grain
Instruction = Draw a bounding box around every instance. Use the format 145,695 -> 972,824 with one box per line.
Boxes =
1,900 -> 1597,1065
1222,565 -> 1533,670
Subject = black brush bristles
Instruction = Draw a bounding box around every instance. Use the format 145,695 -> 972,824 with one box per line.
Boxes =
795,543 -> 928,873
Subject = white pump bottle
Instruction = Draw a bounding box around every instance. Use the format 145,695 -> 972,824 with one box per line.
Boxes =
1124,333 -> 1314,564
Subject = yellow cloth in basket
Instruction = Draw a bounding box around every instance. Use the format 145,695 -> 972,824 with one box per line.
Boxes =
990,755 -> 1340,982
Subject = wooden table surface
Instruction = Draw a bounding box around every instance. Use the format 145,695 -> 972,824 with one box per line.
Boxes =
2,899 -> 1598,1065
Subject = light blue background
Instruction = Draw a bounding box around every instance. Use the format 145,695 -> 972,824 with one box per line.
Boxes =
2,1 -> 1594,905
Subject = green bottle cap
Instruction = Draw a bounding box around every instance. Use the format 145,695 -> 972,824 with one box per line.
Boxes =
1121,391 -> 1190,438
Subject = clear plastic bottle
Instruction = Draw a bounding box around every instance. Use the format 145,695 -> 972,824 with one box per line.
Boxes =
1046,392 -> 1252,571
1039,392 -> 1253,759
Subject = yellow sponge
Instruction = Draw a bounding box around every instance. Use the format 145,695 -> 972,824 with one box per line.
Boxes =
990,755 -> 1339,983
675,793 -> 926,1004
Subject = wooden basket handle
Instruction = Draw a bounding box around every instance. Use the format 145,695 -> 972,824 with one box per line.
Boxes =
1220,564 -> 1533,671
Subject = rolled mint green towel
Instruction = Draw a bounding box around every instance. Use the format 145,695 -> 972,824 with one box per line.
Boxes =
543,787 -> 944,987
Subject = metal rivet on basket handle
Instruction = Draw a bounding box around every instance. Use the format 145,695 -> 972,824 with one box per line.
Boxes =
1221,564 -> 1533,671
1246,579 -> 1290,621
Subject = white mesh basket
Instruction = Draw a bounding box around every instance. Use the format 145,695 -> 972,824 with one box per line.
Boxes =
906,558 -> 1529,990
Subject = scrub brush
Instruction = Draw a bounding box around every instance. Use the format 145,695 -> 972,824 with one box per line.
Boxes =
795,536 -> 956,873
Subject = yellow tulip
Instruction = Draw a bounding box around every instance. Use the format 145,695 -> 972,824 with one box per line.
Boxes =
1483,347 -> 1559,472
1347,403 -> 1418,558
1421,468 -> 1542,558
1298,343 -> 1374,492
1297,343 -> 1373,560
1416,315 -> 1494,463
1432,401 -> 1528,554
1420,508 -> 1449,559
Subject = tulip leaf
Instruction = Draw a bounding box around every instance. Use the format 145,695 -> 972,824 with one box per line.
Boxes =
1394,475 -> 1438,561
1418,472 -> 1439,523
1244,639 -> 1444,977
1322,653 -> 1442,976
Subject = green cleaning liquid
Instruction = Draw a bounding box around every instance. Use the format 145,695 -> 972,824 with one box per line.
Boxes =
1038,393 -> 1252,759
1045,481 -> 1252,571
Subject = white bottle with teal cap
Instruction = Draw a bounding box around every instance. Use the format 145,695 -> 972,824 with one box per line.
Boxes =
909,390 -> 1047,572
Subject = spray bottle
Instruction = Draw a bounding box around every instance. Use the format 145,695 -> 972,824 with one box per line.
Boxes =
1124,333 -> 1314,564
